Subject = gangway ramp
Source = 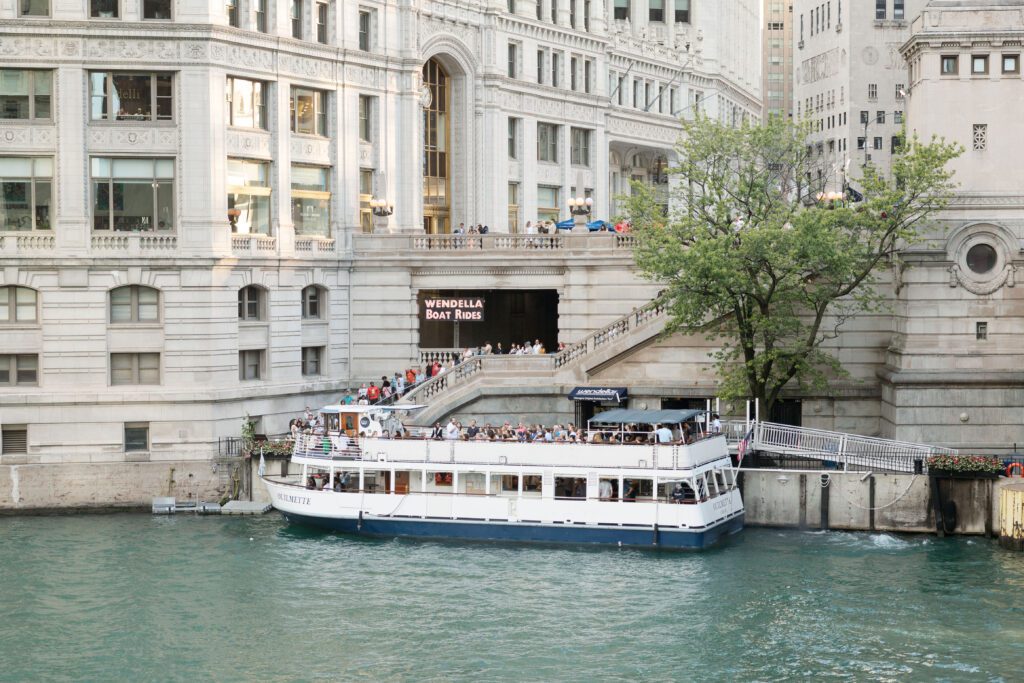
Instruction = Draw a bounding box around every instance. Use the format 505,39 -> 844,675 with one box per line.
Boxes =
731,421 -> 956,473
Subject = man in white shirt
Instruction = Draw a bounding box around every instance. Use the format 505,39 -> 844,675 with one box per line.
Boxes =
710,414 -> 722,434
445,419 -> 460,440
656,425 -> 674,443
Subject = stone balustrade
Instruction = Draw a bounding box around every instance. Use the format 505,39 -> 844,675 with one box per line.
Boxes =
355,231 -> 634,256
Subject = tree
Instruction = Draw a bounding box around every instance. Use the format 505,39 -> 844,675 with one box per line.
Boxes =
627,116 -> 961,414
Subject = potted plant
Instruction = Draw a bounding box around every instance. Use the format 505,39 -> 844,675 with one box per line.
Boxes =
927,454 -> 1003,479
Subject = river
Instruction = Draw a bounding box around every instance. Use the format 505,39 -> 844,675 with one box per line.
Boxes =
1,513 -> 1022,682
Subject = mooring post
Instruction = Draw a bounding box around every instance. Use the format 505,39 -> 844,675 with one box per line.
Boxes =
930,475 -> 945,538
798,474 -> 807,530
868,475 -> 876,532
819,474 -> 830,530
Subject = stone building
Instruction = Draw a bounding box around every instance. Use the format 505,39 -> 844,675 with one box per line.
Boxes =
0,0 -> 760,506
793,0 -> 926,190
762,0 -> 794,120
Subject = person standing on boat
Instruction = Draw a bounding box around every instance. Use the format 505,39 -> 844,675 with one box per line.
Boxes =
710,414 -> 722,434
430,422 -> 444,440
444,419 -> 460,440
599,479 -> 613,500
655,425 -> 674,444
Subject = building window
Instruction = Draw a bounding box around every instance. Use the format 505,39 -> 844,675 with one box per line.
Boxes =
358,10 -> 371,50
0,70 -> 52,121
891,135 -> 902,153
550,0 -> 557,22
227,0 -> 239,26
1,425 -> 28,454
111,353 -> 160,385
584,0 -> 590,30
570,127 -> 591,166
0,158 -> 52,231
508,182 -> 520,232
967,243 -> 997,274
291,87 -> 327,136
551,52 -> 560,88
876,110 -> 885,124
316,2 -> 328,43
859,110 -> 868,124
227,159 -> 271,234
225,77 -> 266,129
1003,54 -> 1020,74
507,42 -> 518,78
857,137 -> 865,150
0,355 -> 37,386
291,165 -> 331,236
894,110 -> 903,124
109,285 -> 158,323
0,286 -> 37,324
239,349 -> 264,380
941,55 -> 959,75
291,0 -> 303,38
973,123 -> 987,151
537,49 -> 545,84
91,158 -> 174,232
238,286 -> 264,320
124,423 -> 149,452
89,72 -> 172,122
537,123 -> 558,162
536,0 -> 542,20
633,79 -> 642,108
570,57 -> 578,90
90,0 -> 119,18
19,0 -> 49,15
537,185 -> 560,222
256,0 -> 267,31
872,137 -> 882,150
569,0 -> 576,27
894,0 -> 904,19
302,286 -> 323,319
301,346 -> 323,376
895,83 -> 904,99
508,117 -> 519,159
358,94 -> 372,141
976,322 -> 988,341
972,55 -> 989,75
584,60 -> 592,94
874,0 -> 884,20
649,0 -> 663,22
142,0 -> 171,19
614,0 -> 628,21
674,0 -> 689,22
867,83 -> 877,100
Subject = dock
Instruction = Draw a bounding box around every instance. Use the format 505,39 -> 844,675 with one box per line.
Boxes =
152,498 -> 272,515
221,501 -> 273,515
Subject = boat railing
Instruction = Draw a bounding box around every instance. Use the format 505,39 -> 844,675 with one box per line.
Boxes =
291,433 -> 363,461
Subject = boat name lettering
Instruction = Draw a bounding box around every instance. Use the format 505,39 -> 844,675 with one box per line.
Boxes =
712,498 -> 730,511
277,492 -> 311,505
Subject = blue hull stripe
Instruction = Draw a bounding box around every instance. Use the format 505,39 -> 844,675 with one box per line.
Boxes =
281,512 -> 745,550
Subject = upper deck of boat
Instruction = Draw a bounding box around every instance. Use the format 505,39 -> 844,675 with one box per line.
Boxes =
291,433 -> 731,472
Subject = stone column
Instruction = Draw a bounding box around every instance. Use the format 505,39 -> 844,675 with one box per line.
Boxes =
56,66 -> 87,252
178,67 -> 220,257
594,127 -> 609,220
522,116 -> 538,228
589,0 -> 606,35
274,79 -> 294,256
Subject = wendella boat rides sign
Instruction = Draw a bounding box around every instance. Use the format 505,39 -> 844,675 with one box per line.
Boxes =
423,297 -> 485,321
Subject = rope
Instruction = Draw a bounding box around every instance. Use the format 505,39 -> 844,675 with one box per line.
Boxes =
820,472 -> 921,511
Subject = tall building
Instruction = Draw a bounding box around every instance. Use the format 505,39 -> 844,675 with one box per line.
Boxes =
762,0 -> 794,119
0,0 -> 761,506
792,0 -> 926,189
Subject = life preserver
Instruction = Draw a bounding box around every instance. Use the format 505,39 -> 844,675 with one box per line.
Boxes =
1006,462 -> 1024,477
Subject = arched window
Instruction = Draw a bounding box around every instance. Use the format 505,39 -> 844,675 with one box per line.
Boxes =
238,285 -> 264,321
0,286 -> 38,323
302,285 -> 325,320
109,285 -> 159,323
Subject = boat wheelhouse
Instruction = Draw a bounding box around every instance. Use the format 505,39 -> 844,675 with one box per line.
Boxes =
262,407 -> 744,550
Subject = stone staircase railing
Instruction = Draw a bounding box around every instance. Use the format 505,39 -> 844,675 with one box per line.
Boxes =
400,299 -> 668,408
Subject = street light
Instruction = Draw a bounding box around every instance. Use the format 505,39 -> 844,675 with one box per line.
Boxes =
369,198 -> 393,217
568,196 -> 593,216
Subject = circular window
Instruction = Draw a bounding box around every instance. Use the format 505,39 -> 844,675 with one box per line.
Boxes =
966,243 -> 997,274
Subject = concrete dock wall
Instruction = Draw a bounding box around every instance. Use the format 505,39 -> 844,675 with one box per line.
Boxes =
742,470 -> 1003,536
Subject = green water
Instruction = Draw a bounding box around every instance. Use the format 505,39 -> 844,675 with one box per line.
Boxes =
1,514 -> 1023,682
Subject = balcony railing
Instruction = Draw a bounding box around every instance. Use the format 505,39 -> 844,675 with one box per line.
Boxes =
295,237 -> 336,254
355,232 -> 633,256
231,234 -> 277,255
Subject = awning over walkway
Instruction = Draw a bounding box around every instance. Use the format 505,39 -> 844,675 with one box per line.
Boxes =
588,408 -> 705,424
568,386 -> 628,402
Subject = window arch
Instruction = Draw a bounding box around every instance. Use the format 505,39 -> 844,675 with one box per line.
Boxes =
109,285 -> 159,323
238,285 -> 265,321
0,286 -> 38,323
302,285 -> 326,320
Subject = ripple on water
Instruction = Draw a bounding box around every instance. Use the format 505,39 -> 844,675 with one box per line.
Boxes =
1,515 -> 1023,682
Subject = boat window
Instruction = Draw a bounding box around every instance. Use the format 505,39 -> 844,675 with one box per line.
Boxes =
623,478 -> 653,501
344,415 -> 355,431
522,474 -> 542,497
325,414 -> 340,432
431,471 -> 453,487
491,474 -> 519,495
462,472 -> 485,494
554,476 -> 586,500
597,477 -> 618,500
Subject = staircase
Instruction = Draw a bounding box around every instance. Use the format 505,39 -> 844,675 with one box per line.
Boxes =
398,300 -> 668,420
728,420 -> 957,473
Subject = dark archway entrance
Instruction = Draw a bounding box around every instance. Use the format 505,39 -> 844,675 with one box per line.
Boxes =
418,289 -> 559,351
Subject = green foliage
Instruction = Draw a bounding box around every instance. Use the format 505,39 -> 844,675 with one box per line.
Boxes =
927,455 -> 1003,474
241,414 -> 257,456
628,116 -> 961,412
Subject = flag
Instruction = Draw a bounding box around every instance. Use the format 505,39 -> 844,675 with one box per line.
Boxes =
257,450 -> 266,477
844,184 -> 864,203
737,426 -> 755,468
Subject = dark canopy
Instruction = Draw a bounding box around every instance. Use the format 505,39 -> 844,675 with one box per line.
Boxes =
588,408 -> 705,425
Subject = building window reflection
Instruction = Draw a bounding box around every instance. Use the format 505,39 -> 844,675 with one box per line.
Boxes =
0,157 -> 52,231
90,72 -> 173,122
91,157 -> 174,232
291,164 -> 331,236
226,77 -> 266,129
422,58 -> 450,234
290,87 -> 327,136
227,159 -> 271,234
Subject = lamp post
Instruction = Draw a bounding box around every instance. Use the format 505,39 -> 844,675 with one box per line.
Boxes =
568,196 -> 593,233
369,197 -> 394,233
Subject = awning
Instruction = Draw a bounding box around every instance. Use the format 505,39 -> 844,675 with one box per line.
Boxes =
569,386 -> 628,402
588,408 -> 705,424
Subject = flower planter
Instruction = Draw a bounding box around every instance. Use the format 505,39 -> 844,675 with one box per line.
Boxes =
928,469 -> 1000,480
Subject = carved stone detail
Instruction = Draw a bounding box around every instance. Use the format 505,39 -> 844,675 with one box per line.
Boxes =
226,130 -> 272,157
290,136 -> 330,164
949,263 -> 1017,295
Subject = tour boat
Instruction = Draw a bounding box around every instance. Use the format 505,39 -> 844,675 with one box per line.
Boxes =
261,405 -> 744,550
